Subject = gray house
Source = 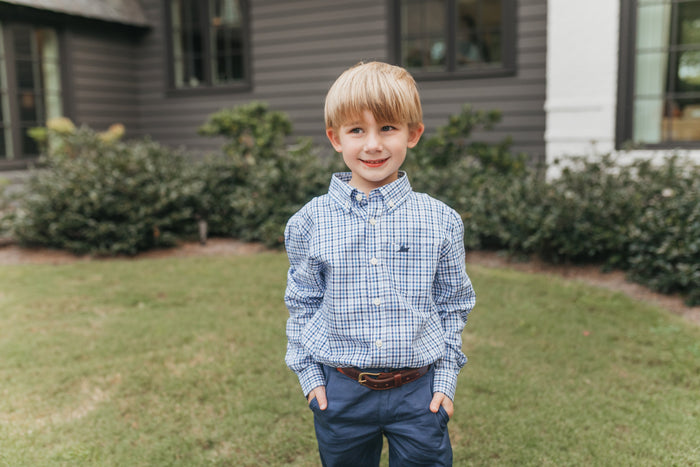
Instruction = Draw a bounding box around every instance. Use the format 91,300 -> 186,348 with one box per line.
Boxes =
0,0 -> 547,171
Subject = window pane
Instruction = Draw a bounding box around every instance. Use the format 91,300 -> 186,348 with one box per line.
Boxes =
210,0 -> 245,84
38,29 -> 62,120
19,91 -> 38,121
400,0 -> 447,71
480,0 -> 502,65
21,125 -> 38,156
0,23 -> 11,159
456,0 -> 483,65
212,0 -> 240,27
632,3 -> 672,144
171,0 -> 204,87
633,97 -> 665,144
667,98 -> 700,141
637,4 -> 671,51
11,26 -> 62,158
678,1 -> 700,46
456,0 -> 502,68
12,27 -> 32,57
677,50 -> 700,91
670,2 -> 700,142
635,51 -> 668,96
16,59 -> 36,90
0,37 -> 4,125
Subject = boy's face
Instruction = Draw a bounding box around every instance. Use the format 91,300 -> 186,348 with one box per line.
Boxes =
326,110 -> 424,195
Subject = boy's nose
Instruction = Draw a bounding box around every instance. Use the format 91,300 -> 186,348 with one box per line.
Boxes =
364,133 -> 383,152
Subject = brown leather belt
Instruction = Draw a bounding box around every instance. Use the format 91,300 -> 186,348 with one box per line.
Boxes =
337,365 -> 430,390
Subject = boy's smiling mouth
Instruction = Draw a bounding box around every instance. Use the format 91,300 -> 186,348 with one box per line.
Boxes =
361,157 -> 389,168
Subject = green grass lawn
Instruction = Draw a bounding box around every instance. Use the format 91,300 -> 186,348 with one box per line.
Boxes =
0,252 -> 698,466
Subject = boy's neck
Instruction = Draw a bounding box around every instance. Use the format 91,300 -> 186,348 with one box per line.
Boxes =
349,171 -> 400,196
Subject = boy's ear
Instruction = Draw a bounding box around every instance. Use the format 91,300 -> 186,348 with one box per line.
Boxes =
407,123 -> 425,149
326,127 -> 343,152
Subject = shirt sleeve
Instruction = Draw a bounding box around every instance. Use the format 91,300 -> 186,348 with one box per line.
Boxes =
431,210 -> 476,400
284,211 -> 326,396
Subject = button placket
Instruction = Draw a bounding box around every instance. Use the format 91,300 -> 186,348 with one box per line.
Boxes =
367,195 -> 385,354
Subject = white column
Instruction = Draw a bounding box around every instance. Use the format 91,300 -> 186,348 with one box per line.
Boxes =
544,0 -> 620,171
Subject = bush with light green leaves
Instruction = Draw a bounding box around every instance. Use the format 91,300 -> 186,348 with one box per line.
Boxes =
12,121 -> 200,255
196,101 -> 343,247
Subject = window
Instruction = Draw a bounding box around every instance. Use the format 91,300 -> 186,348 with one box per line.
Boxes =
393,0 -> 516,77
167,0 -> 249,90
0,22 -> 62,162
619,0 -> 700,146
0,28 -> 9,159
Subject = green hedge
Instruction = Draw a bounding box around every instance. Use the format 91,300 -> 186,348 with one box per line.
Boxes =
420,152 -> 700,305
12,124 -> 200,255
196,101 -> 343,246
626,174 -> 700,305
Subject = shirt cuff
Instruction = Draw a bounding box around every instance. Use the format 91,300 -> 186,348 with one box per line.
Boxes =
298,363 -> 326,397
432,366 -> 458,401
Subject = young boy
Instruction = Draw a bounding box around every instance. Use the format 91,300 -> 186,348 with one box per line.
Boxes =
284,61 -> 476,466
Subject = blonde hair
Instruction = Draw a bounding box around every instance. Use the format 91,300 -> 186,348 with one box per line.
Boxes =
324,61 -> 423,130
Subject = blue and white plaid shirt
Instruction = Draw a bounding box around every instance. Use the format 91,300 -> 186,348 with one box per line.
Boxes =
284,172 -> 475,400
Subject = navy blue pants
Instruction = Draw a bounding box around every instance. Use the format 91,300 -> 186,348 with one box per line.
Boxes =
309,365 -> 452,467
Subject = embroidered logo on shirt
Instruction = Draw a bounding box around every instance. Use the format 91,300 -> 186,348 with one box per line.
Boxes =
398,244 -> 410,253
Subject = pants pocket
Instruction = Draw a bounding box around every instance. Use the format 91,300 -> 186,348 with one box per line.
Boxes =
437,405 -> 450,430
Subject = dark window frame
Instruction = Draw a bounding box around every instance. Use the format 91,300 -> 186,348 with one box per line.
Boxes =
617,0 -> 700,149
0,21 -> 68,170
164,0 -> 251,95
389,0 -> 517,81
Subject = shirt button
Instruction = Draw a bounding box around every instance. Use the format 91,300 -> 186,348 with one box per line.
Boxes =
370,257 -> 379,265
373,298 -> 381,306
388,200 -> 395,208
355,194 -> 363,202
369,218 -> 377,225
375,339 -> 383,349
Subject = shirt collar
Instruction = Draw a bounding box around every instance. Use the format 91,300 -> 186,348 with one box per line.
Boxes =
328,171 -> 412,213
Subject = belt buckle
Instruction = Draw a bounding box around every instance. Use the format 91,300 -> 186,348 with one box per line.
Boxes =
357,372 -> 381,384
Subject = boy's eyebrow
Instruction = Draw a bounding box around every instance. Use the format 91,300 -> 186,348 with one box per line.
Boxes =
343,118 -> 400,126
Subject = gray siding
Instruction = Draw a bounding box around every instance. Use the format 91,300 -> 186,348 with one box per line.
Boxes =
67,28 -> 142,133
136,0 -> 546,158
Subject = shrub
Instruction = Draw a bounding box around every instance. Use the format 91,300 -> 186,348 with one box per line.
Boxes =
626,175 -> 700,305
197,102 -> 342,247
0,178 -> 14,239
403,105 -> 535,251
521,155 -> 646,264
464,154 -> 700,305
459,171 -> 546,252
406,105 -> 528,188
13,122 -> 200,256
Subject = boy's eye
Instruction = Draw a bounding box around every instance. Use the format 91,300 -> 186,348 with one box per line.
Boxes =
381,125 -> 396,131
349,127 -> 363,134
